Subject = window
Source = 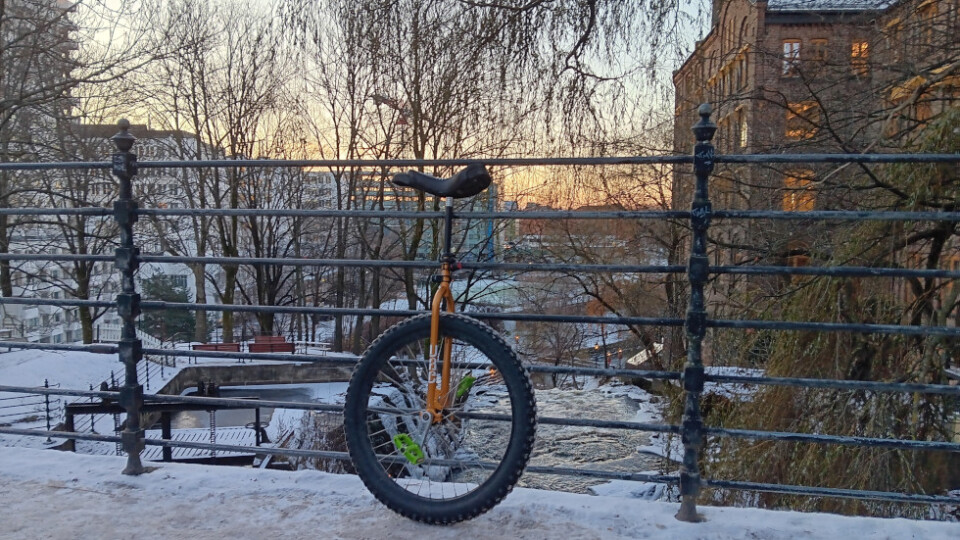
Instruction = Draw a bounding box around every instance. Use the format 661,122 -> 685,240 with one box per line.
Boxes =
785,102 -> 820,140
783,171 -> 816,212
851,40 -> 869,76
787,254 -> 810,268
738,109 -> 748,148
920,3 -> 938,46
782,40 -> 801,76
810,39 -> 828,63
948,256 -> 960,296
739,56 -> 749,89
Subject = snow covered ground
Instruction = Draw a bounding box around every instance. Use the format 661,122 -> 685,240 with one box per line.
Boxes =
3,349 -> 958,538
1,446 -> 956,540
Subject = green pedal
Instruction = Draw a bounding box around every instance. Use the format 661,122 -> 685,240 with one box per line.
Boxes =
393,433 -> 425,465
455,375 -> 477,399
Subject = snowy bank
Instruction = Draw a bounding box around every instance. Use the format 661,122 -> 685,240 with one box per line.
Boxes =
0,447 -> 955,540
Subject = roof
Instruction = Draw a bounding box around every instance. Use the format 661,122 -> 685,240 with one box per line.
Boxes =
765,0 -> 897,11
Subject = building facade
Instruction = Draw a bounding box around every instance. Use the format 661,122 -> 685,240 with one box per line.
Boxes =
673,0 -> 959,266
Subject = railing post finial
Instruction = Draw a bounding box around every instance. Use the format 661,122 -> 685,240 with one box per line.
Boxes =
692,103 -> 717,143
111,119 -> 136,153
676,102 -> 716,523
110,119 -> 145,476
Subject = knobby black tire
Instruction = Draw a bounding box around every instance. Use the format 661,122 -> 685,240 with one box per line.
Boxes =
344,313 -> 537,524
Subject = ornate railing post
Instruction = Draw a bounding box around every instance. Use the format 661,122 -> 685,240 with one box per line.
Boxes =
676,103 -> 716,522
111,119 -> 145,475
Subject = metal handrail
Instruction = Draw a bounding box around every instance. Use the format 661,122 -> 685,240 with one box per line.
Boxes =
0,114 -> 958,521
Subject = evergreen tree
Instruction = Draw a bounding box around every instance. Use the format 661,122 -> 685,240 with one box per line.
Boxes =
140,274 -> 196,343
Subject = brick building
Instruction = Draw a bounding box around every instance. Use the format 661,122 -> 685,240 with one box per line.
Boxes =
672,0 -> 959,266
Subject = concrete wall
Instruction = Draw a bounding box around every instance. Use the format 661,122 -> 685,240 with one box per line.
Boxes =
157,363 -> 355,397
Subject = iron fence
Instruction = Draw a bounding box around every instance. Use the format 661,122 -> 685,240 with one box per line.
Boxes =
0,106 -> 957,521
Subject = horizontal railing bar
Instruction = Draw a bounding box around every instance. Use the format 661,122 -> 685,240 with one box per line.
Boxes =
140,301 -> 421,317
537,415 -> 680,433
123,304 -> 953,336
1,430 -> 663,485
527,365 -> 681,380
141,436 -> 678,484
522,465 -> 678,483
0,427 -> 121,443
713,265 -> 960,279
133,156 -> 693,168
0,254 -> 952,281
706,373 -> 960,396
4,206 -> 958,224
0,386 -> 120,400
715,153 -> 959,164
138,208 -> 690,221
0,253 -> 113,263
471,312 -> 685,327
6,424 -> 951,498
0,409 -> 48,419
0,298 -> 116,309
138,300 -> 684,327
0,342 -> 117,354
17,426 -> 953,498
0,208 -> 112,217
145,393 -> 681,432
461,262 -> 680,273
1,153 -> 953,173
141,208 -> 445,219
138,346 -> 680,380
703,478 -> 960,505
461,210 -> 689,220
714,209 -> 960,222
141,347 -> 356,364
0,394 -> 50,401
3,206 -> 958,228
5,413 -> 954,501
704,426 -> 960,452
709,319 -> 960,336
144,393 -> 344,413
0,161 -> 111,171
137,254 -> 681,274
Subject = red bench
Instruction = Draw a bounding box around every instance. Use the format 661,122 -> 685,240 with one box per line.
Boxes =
248,342 -> 295,354
191,343 -> 241,352
253,335 -> 287,344
249,335 -> 295,354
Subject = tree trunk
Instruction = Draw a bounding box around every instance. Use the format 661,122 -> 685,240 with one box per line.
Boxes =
191,263 -> 208,342
221,265 -> 238,342
0,212 -> 10,297
80,306 -> 93,344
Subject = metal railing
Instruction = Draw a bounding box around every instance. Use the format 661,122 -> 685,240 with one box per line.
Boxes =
0,106 -> 957,521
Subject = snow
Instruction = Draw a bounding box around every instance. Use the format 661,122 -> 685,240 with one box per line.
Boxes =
766,0 -> 896,12
1,446 -> 956,539
3,352 -> 958,537
0,348 -> 120,389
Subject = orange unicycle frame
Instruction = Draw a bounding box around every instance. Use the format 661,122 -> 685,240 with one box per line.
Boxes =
425,195 -> 459,423
426,260 -> 455,422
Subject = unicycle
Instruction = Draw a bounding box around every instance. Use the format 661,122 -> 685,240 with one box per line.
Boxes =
343,164 -> 537,524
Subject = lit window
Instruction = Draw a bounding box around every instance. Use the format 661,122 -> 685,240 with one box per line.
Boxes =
783,40 -> 801,76
738,110 -> 748,148
851,41 -> 869,76
783,171 -> 816,212
785,102 -> 820,140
